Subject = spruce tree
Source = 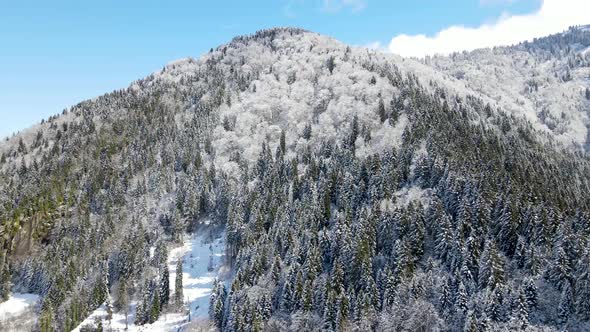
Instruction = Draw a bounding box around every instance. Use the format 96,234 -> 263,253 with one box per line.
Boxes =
523,278 -> 538,311
150,288 -> 161,323
175,258 -> 184,307
557,281 -> 573,326
160,264 -> 170,307
39,302 -> 54,332
575,251 -> 590,320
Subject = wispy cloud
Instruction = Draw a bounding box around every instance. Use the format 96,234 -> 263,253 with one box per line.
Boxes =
363,41 -> 384,50
388,0 -> 590,57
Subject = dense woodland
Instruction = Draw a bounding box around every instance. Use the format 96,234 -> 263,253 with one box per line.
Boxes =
0,27 -> 590,331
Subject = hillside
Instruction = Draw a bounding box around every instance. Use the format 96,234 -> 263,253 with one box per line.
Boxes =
426,25 -> 590,149
0,27 -> 590,331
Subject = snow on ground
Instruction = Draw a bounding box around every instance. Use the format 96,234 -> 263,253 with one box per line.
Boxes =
73,230 -> 226,332
169,231 -> 226,320
71,300 -> 191,332
380,186 -> 434,211
0,293 -> 39,319
0,293 -> 40,332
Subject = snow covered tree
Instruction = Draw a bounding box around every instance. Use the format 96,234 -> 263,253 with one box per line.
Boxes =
557,281 -> 573,326
478,240 -> 504,290
546,246 -> 573,290
575,250 -> 590,320
159,264 -> 170,307
149,288 -> 161,323
175,258 -> 184,307
509,289 -> 529,330
523,278 -> 538,311
39,302 -> 54,332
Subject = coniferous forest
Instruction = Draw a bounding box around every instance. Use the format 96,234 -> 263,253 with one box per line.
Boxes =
1,27 -> 590,331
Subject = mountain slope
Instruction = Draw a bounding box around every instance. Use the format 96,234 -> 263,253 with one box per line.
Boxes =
425,25 -> 590,149
0,27 -> 589,331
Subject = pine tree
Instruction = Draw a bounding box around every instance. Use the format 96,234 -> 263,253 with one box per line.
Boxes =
547,246 -> 572,290
213,291 -> 224,326
260,293 -> 272,321
135,281 -> 152,325
523,278 -> 538,311
281,277 -> 293,311
280,130 -> 286,156
439,279 -> 452,317
389,98 -> 399,124
337,293 -> 350,331
485,287 -> 504,322
175,258 -> 184,307
209,279 -> 218,320
302,123 -> 312,140
150,288 -> 161,323
377,98 -> 387,123
302,279 -> 313,312
271,255 -> 281,283
456,281 -> 469,314
509,289 -> 529,330
326,56 -> 336,74
160,264 -> 170,307
39,302 -> 54,332
105,297 -> 113,327
463,311 -> 478,332
435,213 -> 454,264
557,281 -> 573,326
323,290 -> 338,332
479,240 -> 504,289
575,250 -> 590,320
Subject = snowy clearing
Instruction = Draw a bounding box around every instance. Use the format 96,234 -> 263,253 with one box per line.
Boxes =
73,231 -> 226,332
0,293 -> 39,319
169,231 -> 226,320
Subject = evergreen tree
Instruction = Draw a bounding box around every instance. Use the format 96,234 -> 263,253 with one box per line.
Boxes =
160,264 -> 170,307
523,278 -> 538,311
575,250 -> 590,320
464,311 -> 479,332
116,279 -> 130,329
149,288 -> 161,323
39,302 -> 54,332
547,246 -> 572,290
105,297 -> 113,327
377,98 -> 387,123
479,241 -> 504,289
175,258 -> 184,307
557,281 -> 573,326
509,289 -> 529,330
456,281 -> 469,314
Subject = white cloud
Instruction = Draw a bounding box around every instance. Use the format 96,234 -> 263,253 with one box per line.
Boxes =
364,41 -> 383,50
322,0 -> 367,13
388,0 -> 590,57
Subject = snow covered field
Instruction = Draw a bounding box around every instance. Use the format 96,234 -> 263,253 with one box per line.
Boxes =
169,230 -> 226,320
0,293 -> 39,319
0,293 -> 40,332
73,231 -> 226,331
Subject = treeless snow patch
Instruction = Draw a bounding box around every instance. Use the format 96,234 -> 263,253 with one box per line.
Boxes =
0,293 -> 39,319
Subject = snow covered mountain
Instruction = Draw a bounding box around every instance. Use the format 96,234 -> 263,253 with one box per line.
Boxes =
1,27 -> 590,331
426,26 -> 590,149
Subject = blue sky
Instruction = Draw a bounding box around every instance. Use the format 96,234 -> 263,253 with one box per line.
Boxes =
0,0 -> 545,138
